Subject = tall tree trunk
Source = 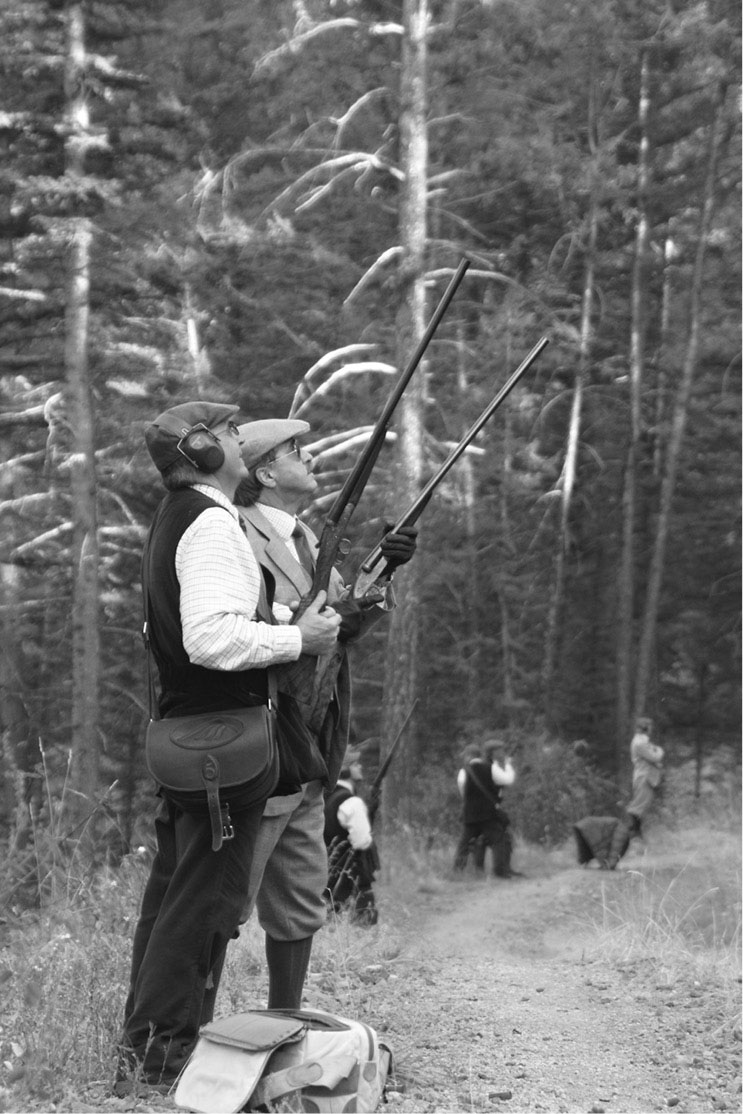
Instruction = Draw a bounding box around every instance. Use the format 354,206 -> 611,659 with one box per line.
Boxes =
497,313 -> 515,713
632,98 -> 725,721
64,3 -> 101,834
615,49 -> 651,776
380,0 -> 428,827
542,188 -> 598,721
456,320 -> 480,714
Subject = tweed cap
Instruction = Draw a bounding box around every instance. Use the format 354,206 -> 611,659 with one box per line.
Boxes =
145,401 -> 240,472
238,419 -> 310,469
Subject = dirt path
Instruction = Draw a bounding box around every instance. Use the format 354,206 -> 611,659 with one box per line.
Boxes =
56,837 -> 740,1114
369,846 -> 741,1114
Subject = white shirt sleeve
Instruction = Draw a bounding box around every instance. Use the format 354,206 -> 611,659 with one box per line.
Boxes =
176,507 -> 302,670
337,795 -> 373,850
457,768 -> 466,796
491,759 -> 515,787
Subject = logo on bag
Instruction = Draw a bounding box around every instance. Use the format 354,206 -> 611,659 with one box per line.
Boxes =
170,716 -> 245,751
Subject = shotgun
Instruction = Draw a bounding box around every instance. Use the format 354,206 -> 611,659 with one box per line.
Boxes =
351,336 -> 550,602
297,258 -> 470,619
279,260 -> 471,725
367,698 -> 418,825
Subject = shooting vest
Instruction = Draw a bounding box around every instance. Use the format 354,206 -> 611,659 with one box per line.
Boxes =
462,759 -> 503,824
143,489 -> 275,717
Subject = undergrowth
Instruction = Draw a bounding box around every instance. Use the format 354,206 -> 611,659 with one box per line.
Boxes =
0,803 -> 739,1110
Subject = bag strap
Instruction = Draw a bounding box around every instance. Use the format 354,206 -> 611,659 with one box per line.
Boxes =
253,1053 -> 359,1105
465,760 -> 502,805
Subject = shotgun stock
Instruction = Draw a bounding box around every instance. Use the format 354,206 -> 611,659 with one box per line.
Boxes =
351,336 -> 549,602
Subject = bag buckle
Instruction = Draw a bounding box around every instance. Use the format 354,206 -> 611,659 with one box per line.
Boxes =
220,804 -> 235,843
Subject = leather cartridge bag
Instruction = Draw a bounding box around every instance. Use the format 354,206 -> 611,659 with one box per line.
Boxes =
145,702 -> 279,851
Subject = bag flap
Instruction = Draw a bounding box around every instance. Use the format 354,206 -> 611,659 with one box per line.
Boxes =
174,1039 -> 273,1114
200,1011 -> 306,1051
174,1015 -> 306,1114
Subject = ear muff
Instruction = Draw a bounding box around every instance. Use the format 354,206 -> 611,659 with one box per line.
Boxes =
177,424 -> 225,472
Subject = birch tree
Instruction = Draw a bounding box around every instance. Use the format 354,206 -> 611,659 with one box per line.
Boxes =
63,3 -> 101,832
379,0 -> 429,823
633,92 -> 728,720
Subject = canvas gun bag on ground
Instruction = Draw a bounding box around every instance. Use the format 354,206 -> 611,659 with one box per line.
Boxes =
173,1008 -> 392,1113
141,561 -> 279,852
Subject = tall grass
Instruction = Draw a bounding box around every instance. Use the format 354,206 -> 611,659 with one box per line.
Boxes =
0,806 -> 739,1110
581,824 -> 741,1027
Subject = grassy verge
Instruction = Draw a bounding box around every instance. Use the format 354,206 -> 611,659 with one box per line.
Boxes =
0,814 -> 739,1110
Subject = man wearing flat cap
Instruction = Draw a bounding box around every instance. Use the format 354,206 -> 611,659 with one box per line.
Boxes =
115,402 -> 340,1095
234,419 -> 416,1005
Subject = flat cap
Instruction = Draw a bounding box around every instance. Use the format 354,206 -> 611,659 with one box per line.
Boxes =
238,419 -> 310,469
145,401 -> 240,472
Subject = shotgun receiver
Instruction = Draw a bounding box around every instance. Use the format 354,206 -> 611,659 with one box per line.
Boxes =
279,260 -> 471,728
351,336 -> 549,601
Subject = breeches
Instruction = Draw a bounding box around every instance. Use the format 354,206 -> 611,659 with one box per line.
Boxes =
242,779 -> 328,941
627,778 -> 656,819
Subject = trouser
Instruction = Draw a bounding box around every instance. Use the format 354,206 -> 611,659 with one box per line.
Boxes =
120,796 -> 263,1082
473,811 -> 513,876
454,814 -> 511,875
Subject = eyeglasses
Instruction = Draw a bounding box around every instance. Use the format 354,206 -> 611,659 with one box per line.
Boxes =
271,438 -> 302,463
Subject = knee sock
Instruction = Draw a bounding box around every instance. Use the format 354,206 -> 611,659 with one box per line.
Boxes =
265,934 -> 313,1009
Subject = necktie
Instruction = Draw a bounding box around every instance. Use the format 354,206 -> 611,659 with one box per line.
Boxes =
292,522 -> 315,576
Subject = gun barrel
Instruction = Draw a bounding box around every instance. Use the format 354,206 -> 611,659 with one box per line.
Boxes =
325,258 -> 471,528
356,336 -> 549,585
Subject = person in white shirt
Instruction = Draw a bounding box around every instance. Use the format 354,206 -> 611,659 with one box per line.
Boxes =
605,716 -> 665,869
454,738 -> 519,878
324,751 -> 374,852
115,402 -> 341,1097
324,750 -> 378,924
234,420 -> 416,998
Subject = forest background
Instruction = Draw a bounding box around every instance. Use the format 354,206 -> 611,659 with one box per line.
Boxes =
0,0 -> 740,886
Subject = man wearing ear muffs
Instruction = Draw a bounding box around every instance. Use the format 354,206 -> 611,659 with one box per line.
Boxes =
234,418 -> 417,1009
115,402 -> 342,1096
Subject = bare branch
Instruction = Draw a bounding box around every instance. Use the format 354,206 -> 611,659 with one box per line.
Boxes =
343,246 -> 404,304
330,88 -> 388,150
254,19 -> 402,76
10,522 -> 72,558
0,406 -> 49,429
289,345 -> 378,415
307,426 -> 374,454
0,286 -> 47,302
292,362 -> 397,418
0,492 -> 61,515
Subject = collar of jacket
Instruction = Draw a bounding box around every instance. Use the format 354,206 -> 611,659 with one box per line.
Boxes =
237,503 -> 313,597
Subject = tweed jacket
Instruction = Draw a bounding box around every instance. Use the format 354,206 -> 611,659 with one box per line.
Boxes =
237,504 -> 385,788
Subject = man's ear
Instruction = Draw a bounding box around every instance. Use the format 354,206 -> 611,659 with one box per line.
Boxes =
255,463 -> 277,488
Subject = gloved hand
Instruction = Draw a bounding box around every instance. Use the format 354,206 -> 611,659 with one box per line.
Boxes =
334,599 -> 365,644
379,524 -> 418,570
